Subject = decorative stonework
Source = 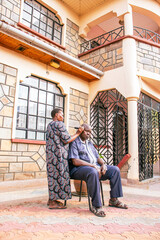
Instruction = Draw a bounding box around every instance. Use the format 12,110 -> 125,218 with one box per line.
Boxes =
0,63 -> 47,182
0,0 -> 21,25
137,41 -> 160,74
69,88 -> 88,135
65,19 -> 85,58
79,41 -> 123,72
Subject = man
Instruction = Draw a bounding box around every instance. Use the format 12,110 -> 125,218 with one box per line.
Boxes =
68,123 -> 128,217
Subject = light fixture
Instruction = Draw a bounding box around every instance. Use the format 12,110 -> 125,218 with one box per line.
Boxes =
119,20 -> 124,25
50,59 -> 60,68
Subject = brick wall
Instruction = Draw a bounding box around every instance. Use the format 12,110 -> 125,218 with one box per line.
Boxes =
0,63 -> 46,181
79,41 -> 123,72
0,0 -> 20,25
69,88 -> 88,134
137,41 -> 160,74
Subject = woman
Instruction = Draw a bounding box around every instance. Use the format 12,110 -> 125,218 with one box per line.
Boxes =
46,108 -> 84,209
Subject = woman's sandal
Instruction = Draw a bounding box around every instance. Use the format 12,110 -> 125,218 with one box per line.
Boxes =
91,206 -> 106,217
109,199 -> 128,209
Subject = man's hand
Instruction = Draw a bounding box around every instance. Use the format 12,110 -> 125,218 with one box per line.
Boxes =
93,165 -> 102,179
100,164 -> 107,175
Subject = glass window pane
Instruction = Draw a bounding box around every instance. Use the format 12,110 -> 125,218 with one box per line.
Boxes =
47,19 -> 53,27
23,11 -> 31,22
47,92 -> 54,105
19,85 -> 28,99
33,1 -> 40,10
28,131 -> 36,140
40,80 -> 46,90
47,26 -> 52,34
30,88 -> 38,101
47,105 -> 53,117
39,29 -> 45,36
16,130 -> 26,139
24,4 -> 32,14
40,22 -> 46,31
55,95 -> 63,107
33,9 -> 40,18
23,76 -> 39,88
33,18 -> 39,27
38,103 -> 45,116
29,102 -> 37,115
37,132 -> 44,140
40,14 -> 47,23
17,99 -> 27,114
39,90 -> 46,103
22,19 -> 31,28
46,118 -> 51,129
47,82 -> 60,93
17,114 -> 26,128
37,117 -> 45,130
28,116 -> 36,129
32,25 -> 39,32
46,33 -> 52,39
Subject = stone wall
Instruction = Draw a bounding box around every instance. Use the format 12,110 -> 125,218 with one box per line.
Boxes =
0,0 -> 20,25
0,63 -> 46,181
65,19 -> 85,58
69,88 -> 88,135
79,41 -> 123,72
137,41 -> 160,74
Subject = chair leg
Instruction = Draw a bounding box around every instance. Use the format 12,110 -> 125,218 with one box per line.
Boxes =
79,180 -> 83,202
86,183 -> 92,211
100,181 -> 104,206
64,200 -> 67,206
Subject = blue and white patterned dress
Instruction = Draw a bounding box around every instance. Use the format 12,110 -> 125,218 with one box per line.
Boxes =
46,121 -> 72,200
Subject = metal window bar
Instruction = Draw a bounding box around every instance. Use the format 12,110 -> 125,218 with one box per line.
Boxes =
22,0 -> 63,44
16,77 -> 65,141
138,93 -> 160,181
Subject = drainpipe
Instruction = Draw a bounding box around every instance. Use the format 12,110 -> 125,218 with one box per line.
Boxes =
0,21 -> 104,78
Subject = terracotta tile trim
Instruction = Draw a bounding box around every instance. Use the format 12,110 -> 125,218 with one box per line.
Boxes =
78,35 -> 160,57
11,138 -> 46,145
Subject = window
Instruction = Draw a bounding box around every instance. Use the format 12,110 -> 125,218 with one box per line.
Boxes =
22,0 -> 63,44
15,76 -> 65,140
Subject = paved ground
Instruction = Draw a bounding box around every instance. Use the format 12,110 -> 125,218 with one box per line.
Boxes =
0,178 -> 160,240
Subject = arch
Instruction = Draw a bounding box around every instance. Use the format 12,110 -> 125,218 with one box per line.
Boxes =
90,89 -> 128,166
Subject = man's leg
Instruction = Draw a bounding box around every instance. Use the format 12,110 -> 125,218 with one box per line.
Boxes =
71,166 -> 102,208
100,165 -> 123,199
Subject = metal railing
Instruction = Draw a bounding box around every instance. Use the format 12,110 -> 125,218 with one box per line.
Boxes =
80,26 -> 160,54
80,26 -> 124,53
133,26 -> 160,44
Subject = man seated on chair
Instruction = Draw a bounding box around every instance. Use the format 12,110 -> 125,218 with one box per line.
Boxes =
68,123 -> 128,217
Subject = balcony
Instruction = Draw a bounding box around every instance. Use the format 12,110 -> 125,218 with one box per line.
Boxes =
80,26 -> 160,54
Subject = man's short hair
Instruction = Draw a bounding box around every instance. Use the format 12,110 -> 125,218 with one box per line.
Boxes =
51,108 -> 62,118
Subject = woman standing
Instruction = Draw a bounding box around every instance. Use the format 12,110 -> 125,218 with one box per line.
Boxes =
46,108 -> 83,209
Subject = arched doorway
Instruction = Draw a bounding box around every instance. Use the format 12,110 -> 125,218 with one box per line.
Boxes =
90,89 -> 128,166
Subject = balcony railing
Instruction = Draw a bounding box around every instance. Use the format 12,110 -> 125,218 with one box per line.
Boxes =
80,26 -> 124,53
80,26 -> 160,54
133,26 -> 160,44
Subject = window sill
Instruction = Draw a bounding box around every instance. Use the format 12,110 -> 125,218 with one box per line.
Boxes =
17,22 -> 65,51
11,139 -> 46,145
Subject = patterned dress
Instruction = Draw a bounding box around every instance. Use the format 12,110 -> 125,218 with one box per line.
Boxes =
46,121 -> 72,200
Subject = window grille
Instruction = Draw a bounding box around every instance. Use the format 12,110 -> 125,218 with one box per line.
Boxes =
22,0 -> 63,44
16,76 -> 65,140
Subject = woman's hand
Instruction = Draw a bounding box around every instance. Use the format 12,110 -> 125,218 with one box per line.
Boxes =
76,126 -> 84,135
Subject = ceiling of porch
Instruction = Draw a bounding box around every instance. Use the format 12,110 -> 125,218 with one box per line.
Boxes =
59,0 -> 110,16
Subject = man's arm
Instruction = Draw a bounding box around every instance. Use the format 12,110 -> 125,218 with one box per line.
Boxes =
71,158 -> 96,168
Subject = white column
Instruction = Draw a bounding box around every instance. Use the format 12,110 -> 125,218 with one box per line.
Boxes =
127,97 -> 139,181
124,6 -> 133,35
